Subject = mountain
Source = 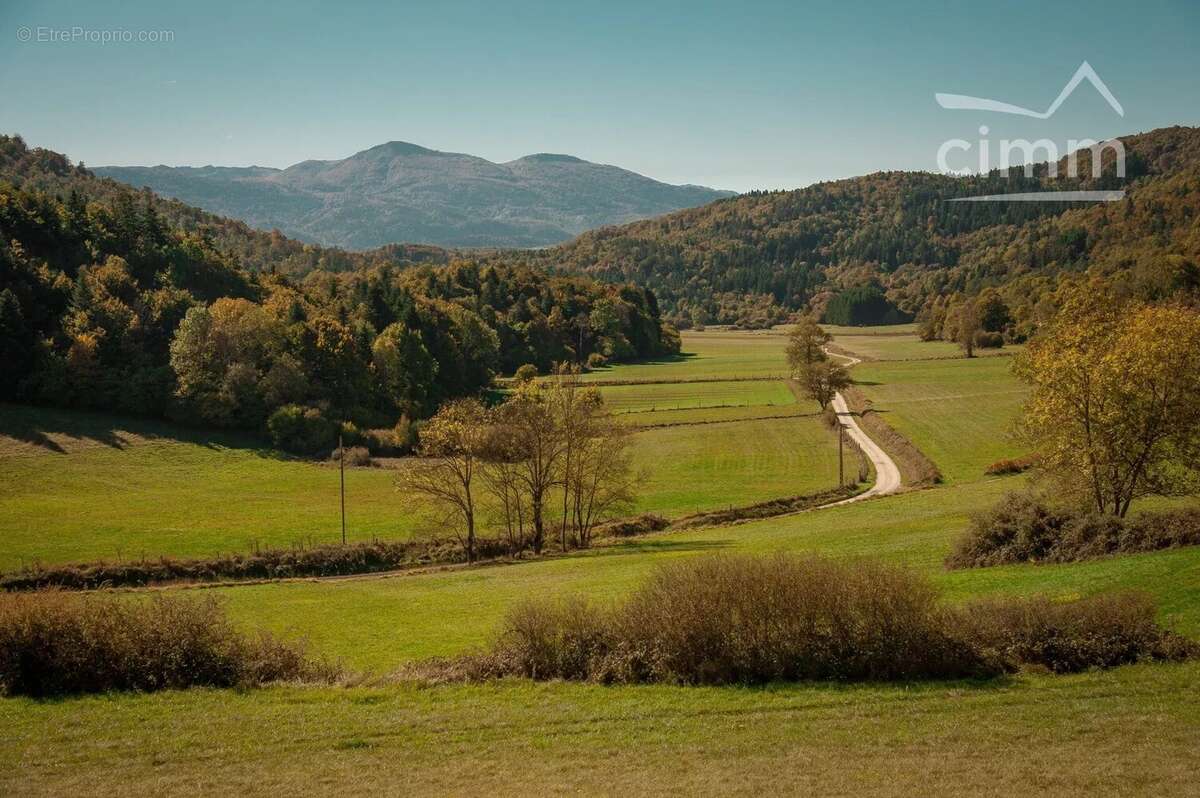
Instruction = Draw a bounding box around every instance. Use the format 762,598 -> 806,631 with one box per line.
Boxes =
94,143 -> 734,249
506,126 -> 1200,331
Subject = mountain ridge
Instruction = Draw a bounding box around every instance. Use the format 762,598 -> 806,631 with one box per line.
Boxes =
95,142 -> 734,249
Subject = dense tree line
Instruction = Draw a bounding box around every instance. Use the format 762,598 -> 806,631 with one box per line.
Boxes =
0,138 -> 678,451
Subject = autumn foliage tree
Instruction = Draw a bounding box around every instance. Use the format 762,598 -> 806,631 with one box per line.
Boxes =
801,360 -> 852,411
1015,284 -> 1200,516
785,316 -> 831,376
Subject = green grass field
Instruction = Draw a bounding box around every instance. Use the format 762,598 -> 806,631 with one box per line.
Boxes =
597,379 -> 794,413
0,376 -> 837,569
632,415 -> 842,516
5,326 -> 1200,796
4,663 -> 1198,797
851,357 -> 1028,482
0,404 -> 412,570
580,328 -> 790,381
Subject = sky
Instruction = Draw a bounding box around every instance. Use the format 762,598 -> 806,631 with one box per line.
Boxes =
1,0 -> 1198,192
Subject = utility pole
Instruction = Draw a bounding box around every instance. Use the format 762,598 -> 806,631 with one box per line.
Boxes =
838,423 -> 845,488
339,433 -> 346,545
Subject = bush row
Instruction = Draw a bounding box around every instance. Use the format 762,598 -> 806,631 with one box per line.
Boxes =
406,554 -> 1195,685
947,493 -> 1200,568
0,591 -> 334,696
671,487 -> 858,530
1,538 -> 513,591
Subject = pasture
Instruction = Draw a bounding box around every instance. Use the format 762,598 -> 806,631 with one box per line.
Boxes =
597,379 -> 794,413
4,325 -> 1200,797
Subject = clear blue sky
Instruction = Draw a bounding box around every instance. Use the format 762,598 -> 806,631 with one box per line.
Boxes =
2,0 -> 1198,191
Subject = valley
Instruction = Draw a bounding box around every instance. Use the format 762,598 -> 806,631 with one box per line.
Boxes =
4,325 -> 1199,795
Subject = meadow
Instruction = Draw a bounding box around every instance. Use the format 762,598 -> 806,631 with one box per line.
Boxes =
0,332 -> 841,569
4,325 -> 1199,796
580,328 -> 790,381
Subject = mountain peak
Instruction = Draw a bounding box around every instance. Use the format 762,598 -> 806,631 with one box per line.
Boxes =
358,141 -> 443,158
516,153 -> 587,164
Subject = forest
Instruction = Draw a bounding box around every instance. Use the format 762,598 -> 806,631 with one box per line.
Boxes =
0,135 -> 678,453
504,126 -> 1200,332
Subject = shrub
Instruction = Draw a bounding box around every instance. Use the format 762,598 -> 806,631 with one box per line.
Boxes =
595,514 -> 670,538
409,554 -> 1195,686
0,591 -> 333,696
1,538 -> 515,591
973,330 -> 1005,349
514,364 -> 538,384
338,420 -> 363,447
471,555 -> 995,685
954,592 -> 1197,673
364,417 -> 417,456
330,445 -> 372,467
267,404 -> 337,455
946,492 -> 1071,568
984,454 -> 1037,475
948,494 -> 1200,568
586,352 -> 607,369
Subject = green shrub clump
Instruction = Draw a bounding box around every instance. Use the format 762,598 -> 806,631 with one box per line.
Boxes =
267,404 -> 337,455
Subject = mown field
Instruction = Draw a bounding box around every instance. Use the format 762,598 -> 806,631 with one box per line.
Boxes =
0,332 -> 840,569
4,325 -> 1200,796
852,357 -> 1029,482
580,328 -> 790,381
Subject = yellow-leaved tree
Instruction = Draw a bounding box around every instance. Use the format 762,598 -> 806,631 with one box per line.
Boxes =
1014,283 -> 1200,516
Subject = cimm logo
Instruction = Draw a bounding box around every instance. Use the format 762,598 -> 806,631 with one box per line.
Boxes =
935,61 -> 1126,201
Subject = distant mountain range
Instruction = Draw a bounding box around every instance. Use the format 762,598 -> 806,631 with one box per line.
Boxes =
95,143 -> 734,249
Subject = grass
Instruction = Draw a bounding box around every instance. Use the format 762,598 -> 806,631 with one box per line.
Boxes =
596,379 -> 795,413
580,328 -> 790,381
0,395 -> 839,568
5,326 -> 1200,795
0,404 -> 413,570
199,479 -> 1200,672
830,331 -> 1019,362
3,664 -> 1198,796
632,415 -> 843,516
850,357 -> 1029,483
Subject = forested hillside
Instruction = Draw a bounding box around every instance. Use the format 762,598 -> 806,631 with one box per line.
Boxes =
0,135 -> 677,451
509,126 -> 1200,333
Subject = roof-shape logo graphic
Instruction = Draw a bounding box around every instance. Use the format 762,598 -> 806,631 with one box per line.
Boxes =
936,61 -> 1124,119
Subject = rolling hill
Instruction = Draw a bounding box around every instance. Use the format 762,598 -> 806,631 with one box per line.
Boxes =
509,126 -> 1200,328
95,142 -> 734,248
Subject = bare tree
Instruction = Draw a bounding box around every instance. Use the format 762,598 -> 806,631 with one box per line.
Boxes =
397,399 -> 490,562
568,410 -> 638,547
494,382 -> 566,554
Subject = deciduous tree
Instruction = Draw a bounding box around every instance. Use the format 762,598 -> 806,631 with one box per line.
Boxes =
1015,286 -> 1200,516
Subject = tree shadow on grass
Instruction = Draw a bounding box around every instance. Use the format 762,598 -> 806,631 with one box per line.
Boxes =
589,351 -> 700,373
0,402 -> 287,461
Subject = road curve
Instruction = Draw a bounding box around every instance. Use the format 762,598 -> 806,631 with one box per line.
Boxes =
819,350 -> 903,507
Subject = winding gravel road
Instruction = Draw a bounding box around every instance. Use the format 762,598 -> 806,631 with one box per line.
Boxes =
819,350 -> 903,507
